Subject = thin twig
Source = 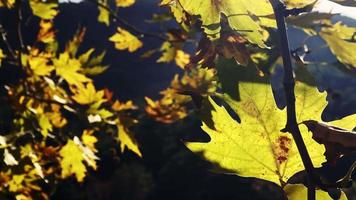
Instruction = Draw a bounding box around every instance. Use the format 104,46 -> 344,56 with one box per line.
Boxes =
85,0 -> 171,42
15,0 -> 25,51
269,1 -> 317,199
0,24 -> 17,59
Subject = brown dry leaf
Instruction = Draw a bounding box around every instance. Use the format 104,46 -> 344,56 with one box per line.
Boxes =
218,35 -> 249,66
302,120 -> 356,164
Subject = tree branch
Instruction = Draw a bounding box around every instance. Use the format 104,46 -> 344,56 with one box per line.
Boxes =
85,0 -> 173,42
269,0 -> 318,199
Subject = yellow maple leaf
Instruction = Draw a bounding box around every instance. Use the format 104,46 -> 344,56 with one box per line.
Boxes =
98,0 -> 110,26
59,139 -> 87,182
175,50 -> 190,69
0,49 -> 5,66
0,0 -> 14,8
109,28 -> 142,52
28,55 -> 54,76
116,0 -> 135,7
8,175 -> 25,192
53,53 -> 91,86
117,122 -> 142,157
29,0 -> 58,20
112,100 -> 137,111
59,138 -> 98,182
81,130 -> 98,152
71,82 -> 105,105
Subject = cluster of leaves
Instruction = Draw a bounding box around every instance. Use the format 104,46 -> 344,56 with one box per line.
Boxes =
0,0 -> 356,199
0,1 -> 144,199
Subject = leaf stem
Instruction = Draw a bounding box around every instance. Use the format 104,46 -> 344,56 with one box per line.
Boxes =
85,0 -> 172,42
269,1 -> 317,199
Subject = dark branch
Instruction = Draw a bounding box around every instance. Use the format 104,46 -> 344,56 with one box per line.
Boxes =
269,0 -> 318,199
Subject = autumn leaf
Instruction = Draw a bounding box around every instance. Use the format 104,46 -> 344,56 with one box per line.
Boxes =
59,137 -> 98,182
37,19 -> 56,43
109,28 -> 143,52
81,130 -> 98,152
320,22 -> 356,68
302,120 -> 356,163
71,82 -> 106,105
283,0 -> 317,8
116,0 -> 135,7
65,28 -> 86,57
29,0 -> 58,20
53,53 -> 91,86
157,41 -> 190,68
284,184 -> 347,200
145,88 -> 189,123
0,49 -> 6,66
171,67 -> 217,96
117,122 -> 142,157
0,0 -> 14,8
178,0 -> 275,46
98,0 -> 110,26
28,55 -> 54,76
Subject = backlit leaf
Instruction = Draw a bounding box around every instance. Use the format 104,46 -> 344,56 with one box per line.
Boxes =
60,138 -> 98,182
98,0 -> 110,26
29,0 -> 58,20
109,28 -> 143,52
320,23 -> 356,68
37,19 -> 56,43
187,60 -> 356,185
116,0 -> 135,7
71,82 -> 105,105
117,121 -> 142,157
178,0 -> 275,46
283,0 -> 317,8
53,53 -> 91,86
28,55 -> 54,76
284,184 -> 347,200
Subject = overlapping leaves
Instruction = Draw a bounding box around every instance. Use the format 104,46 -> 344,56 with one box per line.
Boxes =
186,59 -> 356,187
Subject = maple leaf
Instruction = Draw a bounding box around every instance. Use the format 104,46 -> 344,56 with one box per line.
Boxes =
116,0 -> 135,7
171,67 -> 217,96
145,88 -> 189,123
157,41 -> 190,69
319,22 -> 356,68
59,137 -> 98,182
28,55 -> 54,76
283,0 -> 317,8
117,122 -> 142,157
284,184 -> 347,200
29,0 -> 58,20
81,130 -> 98,153
178,0 -> 275,46
53,53 -> 91,86
71,82 -> 106,105
98,0 -> 110,26
37,19 -> 56,43
186,59 -> 356,186
109,28 -> 143,52
0,0 -> 14,8
0,49 -> 5,66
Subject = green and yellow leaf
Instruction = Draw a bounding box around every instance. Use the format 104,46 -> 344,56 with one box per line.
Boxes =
186,66 -> 356,185
178,0 -> 275,46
